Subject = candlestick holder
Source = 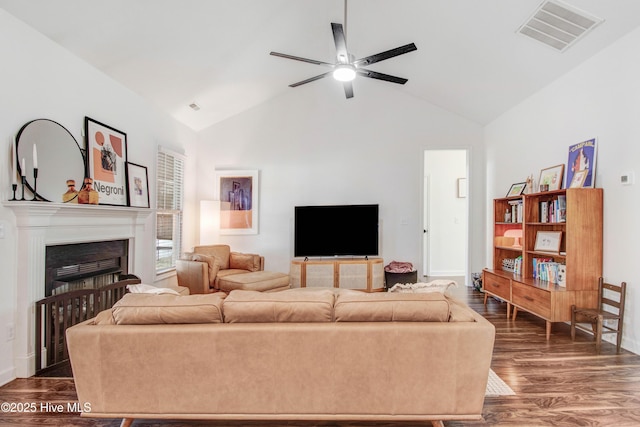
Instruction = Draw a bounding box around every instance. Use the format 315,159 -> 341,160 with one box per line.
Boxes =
20,176 -> 26,201
31,168 -> 39,201
10,183 -> 17,201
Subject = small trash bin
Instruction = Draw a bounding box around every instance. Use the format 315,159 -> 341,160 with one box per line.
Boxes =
384,270 -> 418,290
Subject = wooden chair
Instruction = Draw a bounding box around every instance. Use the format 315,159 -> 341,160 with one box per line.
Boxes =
571,278 -> 626,353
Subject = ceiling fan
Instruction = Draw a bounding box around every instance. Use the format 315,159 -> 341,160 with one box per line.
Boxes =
270,1 -> 417,99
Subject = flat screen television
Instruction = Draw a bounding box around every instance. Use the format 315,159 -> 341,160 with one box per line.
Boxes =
294,204 -> 379,257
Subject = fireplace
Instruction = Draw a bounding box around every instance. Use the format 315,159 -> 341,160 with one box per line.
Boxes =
33,239 -> 133,372
45,239 -> 129,296
4,202 -> 153,378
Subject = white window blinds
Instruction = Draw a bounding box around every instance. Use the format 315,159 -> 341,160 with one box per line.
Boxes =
156,148 -> 184,273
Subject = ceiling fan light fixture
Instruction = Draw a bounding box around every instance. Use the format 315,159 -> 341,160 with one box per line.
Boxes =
333,64 -> 356,82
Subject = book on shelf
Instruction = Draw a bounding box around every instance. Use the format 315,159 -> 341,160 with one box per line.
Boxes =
533,259 -> 565,285
540,202 -> 548,223
557,195 -> 566,222
508,199 -> 523,223
539,196 -> 566,223
513,256 -> 523,276
532,257 -> 553,279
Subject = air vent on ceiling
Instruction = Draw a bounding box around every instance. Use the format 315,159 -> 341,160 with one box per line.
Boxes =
517,0 -> 604,52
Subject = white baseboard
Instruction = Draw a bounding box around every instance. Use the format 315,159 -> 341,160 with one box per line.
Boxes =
426,270 -> 465,277
0,366 -> 16,387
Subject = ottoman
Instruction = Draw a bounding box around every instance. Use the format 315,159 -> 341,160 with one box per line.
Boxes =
218,271 -> 290,293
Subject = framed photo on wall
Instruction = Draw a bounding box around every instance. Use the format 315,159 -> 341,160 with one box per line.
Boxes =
215,169 -> 259,235
85,117 -> 128,206
126,162 -> 150,208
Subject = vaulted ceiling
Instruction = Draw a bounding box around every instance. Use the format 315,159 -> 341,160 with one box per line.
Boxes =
3,0 -> 640,131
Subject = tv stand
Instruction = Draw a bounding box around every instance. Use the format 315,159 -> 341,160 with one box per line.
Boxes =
290,257 -> 384,292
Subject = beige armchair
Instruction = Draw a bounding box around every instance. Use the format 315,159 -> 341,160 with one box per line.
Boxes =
176,245 -> 264,294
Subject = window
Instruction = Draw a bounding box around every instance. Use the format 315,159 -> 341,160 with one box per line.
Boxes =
156,147 -> 184,273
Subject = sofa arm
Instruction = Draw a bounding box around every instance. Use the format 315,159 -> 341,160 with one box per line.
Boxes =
229,252 -> 264,271
176,260 -> 211,294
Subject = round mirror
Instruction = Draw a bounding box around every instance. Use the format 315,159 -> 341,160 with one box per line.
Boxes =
16,119 -> 86,203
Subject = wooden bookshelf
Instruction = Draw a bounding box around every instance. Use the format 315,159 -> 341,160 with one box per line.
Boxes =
483,188 -> 603,339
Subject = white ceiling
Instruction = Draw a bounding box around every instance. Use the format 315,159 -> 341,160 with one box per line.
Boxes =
3,0 -> 640,131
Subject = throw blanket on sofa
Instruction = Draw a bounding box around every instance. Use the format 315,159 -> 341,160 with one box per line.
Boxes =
388,280 -> 457,294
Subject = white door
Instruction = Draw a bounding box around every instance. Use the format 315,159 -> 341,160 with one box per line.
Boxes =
423,149 -> 468,279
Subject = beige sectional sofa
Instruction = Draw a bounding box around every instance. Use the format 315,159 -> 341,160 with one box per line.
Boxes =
67,288 -> 495,426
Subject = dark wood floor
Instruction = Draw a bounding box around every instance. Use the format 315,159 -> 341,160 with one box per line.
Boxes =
2,286 -> 640,427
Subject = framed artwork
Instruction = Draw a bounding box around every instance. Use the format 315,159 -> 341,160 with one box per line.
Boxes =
569,169 -> 588,188
215,169 -> 259,235
534,231 -> 562,253
506,182 -> 527,197
566,138 -> 597,188
126,162 -> 150,208
538,164 -> 565,191
457,178 -> 467,198
85,117 -> 128,206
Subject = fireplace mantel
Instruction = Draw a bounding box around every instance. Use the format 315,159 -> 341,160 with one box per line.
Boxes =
5,201 -> 152,227
4,201 -> 154,378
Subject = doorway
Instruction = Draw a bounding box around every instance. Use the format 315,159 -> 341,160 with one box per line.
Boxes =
423,149 -> 468,281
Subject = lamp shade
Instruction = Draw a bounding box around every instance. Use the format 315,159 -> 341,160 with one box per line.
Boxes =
504,229 -> 523,248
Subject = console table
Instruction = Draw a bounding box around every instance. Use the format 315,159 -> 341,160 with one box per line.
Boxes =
290,258 -> 384,292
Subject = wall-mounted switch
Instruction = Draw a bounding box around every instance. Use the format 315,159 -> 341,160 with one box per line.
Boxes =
0,223 -> 5,239
621,172 -> 634,185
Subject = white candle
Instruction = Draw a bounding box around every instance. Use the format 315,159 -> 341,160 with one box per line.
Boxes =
32,144 -> 38,169
21,158 -> 26,177
12,137 -> 17,185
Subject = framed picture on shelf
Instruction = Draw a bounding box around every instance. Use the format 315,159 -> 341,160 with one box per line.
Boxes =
506,182 -> 527,197
534,231 -> 562,253
215,169 -> 259,235
538,164 -> 564,191
569,169 -> 588,188
85,117 -> 128,206
126,162 -> 150,208
566,138 -> 597,188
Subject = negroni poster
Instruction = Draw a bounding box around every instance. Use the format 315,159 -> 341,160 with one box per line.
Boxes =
85,117 -> 128,206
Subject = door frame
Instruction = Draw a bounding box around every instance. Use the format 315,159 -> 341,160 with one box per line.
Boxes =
422,148 -> 470,283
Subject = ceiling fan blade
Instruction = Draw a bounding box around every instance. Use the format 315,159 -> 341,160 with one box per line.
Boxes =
343,81 -> 354,99
270,51 -> 333,67
353,43 -> 417,67
331,23 -> 349,64
289,71 -> 333,87
356,69 -> 408,85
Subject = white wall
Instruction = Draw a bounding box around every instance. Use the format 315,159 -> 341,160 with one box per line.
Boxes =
424,149 -> 467,277
485,27 -> 640,353
0,10 -> 199,385
195,80 -> 485,280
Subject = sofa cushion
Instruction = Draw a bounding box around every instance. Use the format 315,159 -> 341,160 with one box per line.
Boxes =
229,252 -> 261,272
93,309 -> 116,325
218,271 -> 290,292
447,296 -> 478,322
223,289 -> 334,323
334,291 -> 451,322
111,293 -> 226,324
194,245 -> 230,270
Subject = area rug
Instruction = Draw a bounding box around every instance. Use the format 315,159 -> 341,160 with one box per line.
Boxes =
485,369 -> 515,397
